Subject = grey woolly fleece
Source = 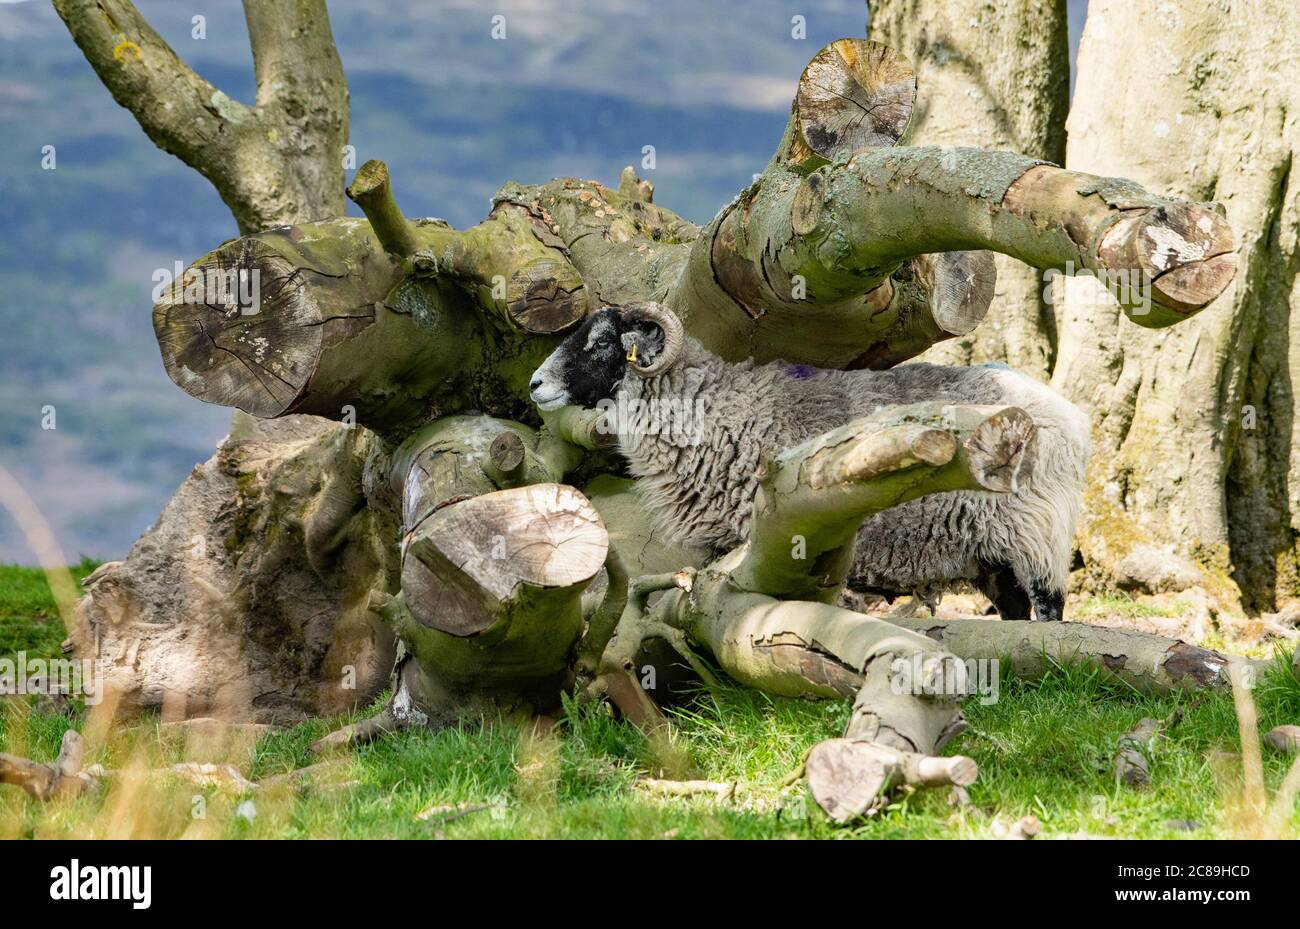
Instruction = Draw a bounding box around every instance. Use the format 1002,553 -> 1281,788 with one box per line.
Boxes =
610,339 -> 1091,600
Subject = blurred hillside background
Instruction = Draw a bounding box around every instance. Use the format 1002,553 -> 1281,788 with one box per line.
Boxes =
0,0 -> 1084,562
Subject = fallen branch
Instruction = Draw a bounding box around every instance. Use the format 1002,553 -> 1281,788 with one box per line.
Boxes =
309,708 -> 399,756
2,738 -> 257,798
886,616 -> 1268,695
586,405 -> 1028,817
733,403 -> 1035,600
347,159 -> 419,260
257,760 -> 358,793
1,735 -> 362,801
1265,725 -> 1300,755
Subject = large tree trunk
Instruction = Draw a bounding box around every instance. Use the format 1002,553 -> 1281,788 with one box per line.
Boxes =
1053,0 -> 1300,613
868,0 -> 1070,379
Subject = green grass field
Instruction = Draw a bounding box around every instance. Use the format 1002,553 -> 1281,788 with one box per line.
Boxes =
2,564 -> 1298,839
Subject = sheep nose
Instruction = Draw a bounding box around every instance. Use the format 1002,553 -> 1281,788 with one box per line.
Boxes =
529,376 -> 543,391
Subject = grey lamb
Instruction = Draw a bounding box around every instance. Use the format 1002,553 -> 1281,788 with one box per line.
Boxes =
529,303 -> 1091,621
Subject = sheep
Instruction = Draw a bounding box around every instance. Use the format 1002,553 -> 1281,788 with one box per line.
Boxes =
529,302 -> 1091,621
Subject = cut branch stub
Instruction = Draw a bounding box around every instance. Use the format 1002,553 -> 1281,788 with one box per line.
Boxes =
154,236 -> 322,417
849,251 -> 997,369
1097,201 -> 1237,321
920,251 -> 997,337
815,150 -> 1238,324
949,404 -> 1037,493
401,483 -> 608,635
499,254 -> 589,334
377,419 -> 599,714
618,165 -> 654,203
346,159 -> 418,260
393,416 -> 583,546
806,738 -> 977,822
1004,165 -> 1237,326
790,39 -> 916,170
487,431 -> 527,483
155,162 -> 590,434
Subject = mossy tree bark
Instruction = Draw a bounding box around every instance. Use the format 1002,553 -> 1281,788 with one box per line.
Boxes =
53,0 -> 348,234
1051,0 -> 1300,613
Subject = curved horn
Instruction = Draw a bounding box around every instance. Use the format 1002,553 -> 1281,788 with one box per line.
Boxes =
619,302 -> 685,377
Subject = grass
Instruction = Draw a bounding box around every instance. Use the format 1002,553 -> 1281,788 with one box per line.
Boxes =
0,560 -> 99,660
1073,593 -> 1184,620
2,564 -> 1299,839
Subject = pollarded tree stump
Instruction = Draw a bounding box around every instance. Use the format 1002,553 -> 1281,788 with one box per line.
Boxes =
402,482 -> 608,643
389,487 -> 605,720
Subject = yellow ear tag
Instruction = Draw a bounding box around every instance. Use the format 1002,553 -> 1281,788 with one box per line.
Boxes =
626,342 -> 638,363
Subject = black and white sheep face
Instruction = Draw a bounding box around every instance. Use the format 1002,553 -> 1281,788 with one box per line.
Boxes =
529,307 -> 666,411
